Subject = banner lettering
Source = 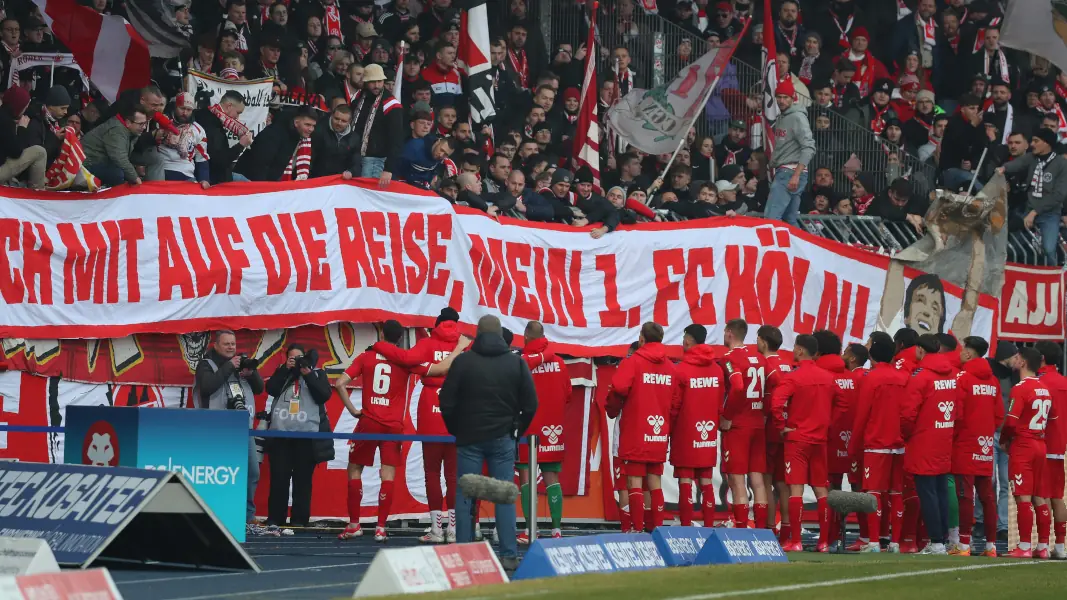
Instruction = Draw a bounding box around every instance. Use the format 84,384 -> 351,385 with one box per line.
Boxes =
998,263 -> 1065,341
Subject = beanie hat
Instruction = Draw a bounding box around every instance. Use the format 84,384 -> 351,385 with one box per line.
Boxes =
850,27 -> 869,42
1034,127 -> 1058,149
2,86 -> 31,117
994,341 -> 1019,363
775,77 -> 795,99
435,306 -> 460,326
563,87 -> 580,102
45,85 -> 71,108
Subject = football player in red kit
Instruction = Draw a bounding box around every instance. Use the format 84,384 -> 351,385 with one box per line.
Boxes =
671,324 -> 724,527
335,320 -> 411,542
894,328 -> 920,374
850,339 -> 910,552
949,336 -> 1003,557
605,322 -> 683,534
720,319 -> 769,529
1003,347 -> 1054,558
758,326 -> 793,536
1035,341 -> 1067,560
372,307 -> 463,543
612,342 -> 640,532
901,334 -> 961,555
771,334 -> 841,552
516,321 -> 572,541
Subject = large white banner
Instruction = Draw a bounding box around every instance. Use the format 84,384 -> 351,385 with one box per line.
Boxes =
7,52 -> 90,90
185,70 -> 273,146
0,178 -> 996,354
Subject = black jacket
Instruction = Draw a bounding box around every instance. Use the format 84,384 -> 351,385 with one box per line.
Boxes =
939,114 -> 985,174
439,333 -> 537,447
194,107 -> 246,184
195,348 -> 265,400
234,118 -> 302,181
0,106 -> 31,161
309,119 -> 360,177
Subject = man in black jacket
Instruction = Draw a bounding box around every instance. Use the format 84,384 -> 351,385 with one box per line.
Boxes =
440,315 -> 536,568
939,93 -> 986,191
234,107 -> 317,181
194,90 -> 253,184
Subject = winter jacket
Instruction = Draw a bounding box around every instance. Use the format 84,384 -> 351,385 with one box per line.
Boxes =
1038,365 -> 1067,457
309,119 -> 360,177
849,362 -> 910,455
721,345 -> 768,430
768,102 -> 816,170
763,353 -> 795,446
1003,152 -> 1067,216
0,105 -> 33,162
771,360 -> 841,444
606,342 -> 683,464
397,135 -> 444,188
952,357 -> 1003,476
518,337 -> 572,464
373,321 -> 460,435
439,332 -> 538,446
193,107 -> 245,184
901,354 -> 960,475
818,354 -> 862,473
350,90 -> 404,173
81,116 -> 140,183
894,346 -> 920,374
234,118 -> 302,181
670,344 -> 724,469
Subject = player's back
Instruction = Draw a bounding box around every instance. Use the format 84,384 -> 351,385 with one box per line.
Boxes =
1009,377 -> 1053,441
722,346 -> 768,429
1038,367 -> 1067,455
611,342 -> 681,463
355,349 -> 410,431
852,363 -> 909,451
773,360 -> 836,444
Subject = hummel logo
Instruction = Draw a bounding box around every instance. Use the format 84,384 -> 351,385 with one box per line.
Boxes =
978,436 -> 994,455
647,415 -> 665,435
839,430 -> 852,445
785,461 -> 792,474
724,450 -> 731,463
1015,473 -> 1024,486
541,425 -> 563,445
696,420 -> 714,441
937,401 -> 955,421
864,466 -> 871,478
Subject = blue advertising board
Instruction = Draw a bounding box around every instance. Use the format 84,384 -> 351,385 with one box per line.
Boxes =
0,462 -> 168,566
596,532 -> 667,570
693,528 -> 788,565
512,532 -> 666,580
651,526 -> 713,566
64,406 -> 249,542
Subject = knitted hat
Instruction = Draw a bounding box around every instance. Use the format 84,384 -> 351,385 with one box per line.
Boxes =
552,169 -> 573,185
45,85 -> 71,107
2,86 -> 31,117
994,341 -> 1019,362
574,166 -> 594,184
872,78 -> 894,95
175,92 -> 195,110
917,89 -> 936,103
1034,127 -> 1058,149
220,67 -> 241,81
435,307 -> 460,326
850,27 -> 869,41
775,77 -> 795,98
563,87 -> 580,102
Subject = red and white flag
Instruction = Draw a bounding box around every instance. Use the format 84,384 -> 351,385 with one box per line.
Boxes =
33,0 -> 151,103
458,0 -> 496,124
573,0 -> 601,193
760,0 -> 779,157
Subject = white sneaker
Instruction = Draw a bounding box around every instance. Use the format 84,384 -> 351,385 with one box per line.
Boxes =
551,528 -> 562,539
1053,547 -> 1067,560
887,542 -> 901,553
420,528 -> 444,543
374,526 -> 388,542
474,523 -> 483,541
445,526 -> 457,543
492,528 -> 500,543
919,543 -> 947,555
860,542 -> 881,553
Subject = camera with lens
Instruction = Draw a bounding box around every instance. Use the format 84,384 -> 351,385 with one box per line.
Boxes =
228,392 -> 247,411
238,354 -> 259,371
294,349 -> 319,371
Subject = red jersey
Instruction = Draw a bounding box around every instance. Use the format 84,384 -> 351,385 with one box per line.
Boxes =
818,354 -> 861,471
901,354 -> 960,476
894,346 -> 919,374
373,321 -> 461,435
849,362 -> 910,454
763,353 -> 795,445
1004,376 -> 1054,444
770,360 -> 841,444
344,349 -> 411,431
670,344 -> 724,469
606,342 -> 683,464
1038,366 -> 1067,456
519,337 -> 572,464
721,345 -> 767,430
951,358 -> 1003,476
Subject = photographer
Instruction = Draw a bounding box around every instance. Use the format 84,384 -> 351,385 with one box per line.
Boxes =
194,330 -> 265,534
264,345 -> 333,528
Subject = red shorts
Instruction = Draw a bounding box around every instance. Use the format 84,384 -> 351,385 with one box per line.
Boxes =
348,418 -> 402,467
721,427 -> 767,475
766,442 -> 786,482
1009,439 -> 1046,497
622,461 -> 665,477
827,428 -> 852,475
783,441 -> 828,487
862,452 -> 905,492
848,455 -> 862,485
674,467 -> 714,479
1040,458 -> 1065,500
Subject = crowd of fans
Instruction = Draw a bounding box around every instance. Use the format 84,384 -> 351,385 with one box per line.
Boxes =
0,0 -> 1064,257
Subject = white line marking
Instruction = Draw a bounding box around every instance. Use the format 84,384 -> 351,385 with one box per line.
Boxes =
165,582 -> 355,599
665,561 -> 1046,600
116,561 -> 370,585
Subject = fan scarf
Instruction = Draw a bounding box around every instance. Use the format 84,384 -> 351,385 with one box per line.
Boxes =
281,137 -> 312,181
209,103 -> 250,138
1031,152 -> 1057,199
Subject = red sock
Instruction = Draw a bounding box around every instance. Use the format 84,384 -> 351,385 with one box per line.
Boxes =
754,503 -> 769,531
629,490 -> 645,533
732,503 -> 749,528
619,507 -> 632,532
1018,501 -> 1034,545
347,479 -> 363,525
902,495 -> 919,543
701,484 -> 716,526
1037,504 -> 1052,545
377,480 -> 394,528
651,488 -> 665,529
678,482 -> 694,526
890,493 -> 904,544
779,523 -> 791,544
727,503 -> 734,523
1056,520 -> 1066,544
866,492 -> 882,542
817,496 -> 830,546
789,496 -> 804,544
958,494 -> 973,546
644,507 -> 654,532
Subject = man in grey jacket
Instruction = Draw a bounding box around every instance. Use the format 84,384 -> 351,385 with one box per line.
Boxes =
998,128 -> 1067,265
82,104 -> 150,187
765,77 -> 816,226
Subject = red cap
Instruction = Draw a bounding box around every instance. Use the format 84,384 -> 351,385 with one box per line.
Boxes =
716,1 -> 732,11
563,87 -> 581,102
775,77 -> 795,99
2,86 -> 30,117
850,27 -> 869,41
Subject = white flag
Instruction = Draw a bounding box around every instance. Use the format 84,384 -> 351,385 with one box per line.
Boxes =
606,40 -> 740,155
185,71 -> 274,147
1001,0 -> 1067,74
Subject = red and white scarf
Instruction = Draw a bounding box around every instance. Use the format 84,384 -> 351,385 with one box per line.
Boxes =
869,102 -> 890,135
986,101 -> 1013,144
1041,104 -> 1067,142
343,80 -> 361,105
896,0 -> 912,20
853,193 -> 875,215
508,47 -> 529,89
972,18 -> 1002,54
799,53 -> 819,84
209,103 -> 250,138
984,50 -> 1009,83
778,24 -> 799,56
1056,80 -> 1067,103
3,41 -> 18,86
830,12 -> 853,50
46,129 -> 102,191
323,2 -> 342,41
281,137 -> 312,181
849,51 -> 875,97
917,15 -> 936,47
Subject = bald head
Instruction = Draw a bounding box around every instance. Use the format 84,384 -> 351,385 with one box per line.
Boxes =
524,320 -> 544,343
477,315 -> 502,336
457,172 -> 479,191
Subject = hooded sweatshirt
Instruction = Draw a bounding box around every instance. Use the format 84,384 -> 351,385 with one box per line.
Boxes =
768,102 -> 816,170
771,359 -> 841,444
518,337 -> 572,464
952,357 -> 1003,476
607,342 -> 683,463
901,353 -> 960,475
849,362 -> 910,455
438,332 -> 537,446
1038,365 -> 1067,457
817,354 -> 862,473
373,321 -> 460,435
670,344 -> 724,468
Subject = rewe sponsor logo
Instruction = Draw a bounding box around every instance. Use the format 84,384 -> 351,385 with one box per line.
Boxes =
972,384 -> 997,396
750,401 -> 763,410
531,361 -> 562,374
934,379 -> 957,391
690,377 -> 719,389
643,373 -> 673,385
836,378 -> 854,390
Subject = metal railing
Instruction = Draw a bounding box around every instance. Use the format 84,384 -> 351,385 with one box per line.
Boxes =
541,4 -> 936,198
